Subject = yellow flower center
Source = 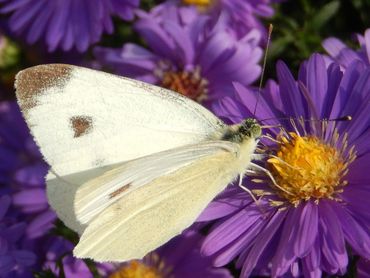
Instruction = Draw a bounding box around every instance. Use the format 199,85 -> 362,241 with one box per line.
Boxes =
110,260 -> 163,278
161,69 -> 208,101
182,0 -> 212,8
266,132 -> 355,205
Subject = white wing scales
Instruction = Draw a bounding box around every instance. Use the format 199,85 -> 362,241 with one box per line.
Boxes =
75,141 -> 239,225
15,64 -> 225,177
73,142 -> 241,261
14,64 -> 248,263
46,163 -> 122,234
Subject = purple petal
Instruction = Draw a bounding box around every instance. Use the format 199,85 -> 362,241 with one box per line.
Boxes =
26,0 -> 53,44
233,82 -> 280,123
321,63 -> 342,118
322,38 -> 346,58
341,68 -> 370,141
26,210 -> 56,239
303,238 -> 321,271
201,205 -> 263,257
8,0 -> 43,32
72,0 -> 90,52
340,184 -> 370,223
322,38 -> 361,67
209,43 -> 261,85
241,210 -> 287,277
332,202 -> 370,258
46,0 -> 70,51
357,257 -> 370,277
212,212 -> 265,267
0,0 -> 27,13
302,262 -> 322,278
12,250 -> 36,267
135,18 -> 175,60
199,31 -> 234,75
0,195 -> 11,220
305,54 -> 328,116
198,189 -> 252,222
329,61 -> 365,120
0,146 -> 19,172
62,18 -> 74,51
94,45 -> 157,78
0,255 -> 14,274
318,201 -> 348,273
294,201 -> 318,257
365,29 -> 370,63
162,21 -> 194,65
351,129 -> 370,157
263,79 -> 284,112
13,188 -> 47,207
2,223 -> 26,243
188,15 -> 209,48
14,163 -> 47,186
276,61 -> 306,117
210,97 -> 249,124
271,206 -> 302,276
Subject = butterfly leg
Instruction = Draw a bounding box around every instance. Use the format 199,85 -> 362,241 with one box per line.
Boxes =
237,173 -> 259,203
249,163 -> 293,195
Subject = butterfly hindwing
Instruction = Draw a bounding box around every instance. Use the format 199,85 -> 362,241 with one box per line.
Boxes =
74,141 -> 238,225
73,141 -> 240,261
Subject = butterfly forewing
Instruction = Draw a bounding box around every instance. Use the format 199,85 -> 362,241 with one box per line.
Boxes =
15,64 -> 225,177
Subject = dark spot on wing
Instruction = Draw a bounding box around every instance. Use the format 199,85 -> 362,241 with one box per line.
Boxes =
70,116 -> 93,138
93,158 -> 105,167
109,184 -> 132,199
15,64 -> 73,113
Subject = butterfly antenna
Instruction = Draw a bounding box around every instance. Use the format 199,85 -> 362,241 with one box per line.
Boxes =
259,115 -> 352,123
253,24 -> 273,116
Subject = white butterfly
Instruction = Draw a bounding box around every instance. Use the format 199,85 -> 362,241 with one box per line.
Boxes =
15,64 -> 262,262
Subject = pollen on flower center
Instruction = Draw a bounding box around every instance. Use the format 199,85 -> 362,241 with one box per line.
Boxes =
109,260 -> 163,278
160,68 -> 208,101
182,0 -> 212,8
266,132 -> 355,205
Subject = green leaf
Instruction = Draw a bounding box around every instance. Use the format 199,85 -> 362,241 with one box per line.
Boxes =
311,1 -> 340,30
269,37 -> 293,59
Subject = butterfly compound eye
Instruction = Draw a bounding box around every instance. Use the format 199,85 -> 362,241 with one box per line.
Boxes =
241,118 -> 261,139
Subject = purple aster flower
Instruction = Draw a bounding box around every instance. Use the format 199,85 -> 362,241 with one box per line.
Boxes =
0,101 -> 52,240
0,195 -> 36,277
323,28 -> 370,68
95,5 -> 262,102
110,231 -> 232,278
43,236 -> 113,277
156,0 -> 280,42
200,53 -> 370,277
0,0 -> 139,52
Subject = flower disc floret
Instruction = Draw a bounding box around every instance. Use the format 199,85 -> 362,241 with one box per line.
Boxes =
267,132 -> 353,205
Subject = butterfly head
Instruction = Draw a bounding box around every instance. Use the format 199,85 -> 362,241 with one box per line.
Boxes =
221,118 -> 261,143
239,118 -> 261,140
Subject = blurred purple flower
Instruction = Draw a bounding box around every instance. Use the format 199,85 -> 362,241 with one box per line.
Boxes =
0,195 -> 36,277
110,231 -> 232,278
323,28 -> 370,68
95,5 -> 262,102
358,257 -> 370,277
0,0 -> 140,52
43,237 -> 113,277
159,0 -> 280,42
0,101 -> 52,240
201,54 -> 370,277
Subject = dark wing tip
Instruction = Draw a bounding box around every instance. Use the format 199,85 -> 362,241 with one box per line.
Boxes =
15,64 -> 74,112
